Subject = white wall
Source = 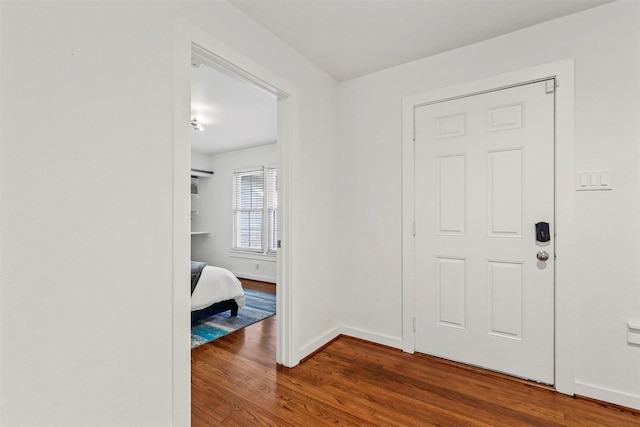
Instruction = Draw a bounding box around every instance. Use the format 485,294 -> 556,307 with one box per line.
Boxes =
3,0 -> 637,424
191,150 -> 211,172
191,145 -> 278,283
0,1 -> 339,425
338,0 -> 640,409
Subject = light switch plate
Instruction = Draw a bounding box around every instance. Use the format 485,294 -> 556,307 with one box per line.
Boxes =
576,170 -> 612,191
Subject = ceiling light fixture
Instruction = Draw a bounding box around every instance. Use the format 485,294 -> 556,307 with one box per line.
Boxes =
191,117 -> 203,131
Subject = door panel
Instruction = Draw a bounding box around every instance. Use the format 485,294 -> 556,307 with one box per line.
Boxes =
436,257 -> 466,328
487,260 -> 523,340
436,155 -> 466,235
487,148 -> 523,237
414,80 -> 555,384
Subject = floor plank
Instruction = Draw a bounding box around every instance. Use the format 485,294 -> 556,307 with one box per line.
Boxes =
192,316 -> 640,426
239,278 -> 276,294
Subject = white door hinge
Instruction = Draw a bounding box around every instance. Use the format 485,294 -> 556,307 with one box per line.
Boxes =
412,317 -> 416,332
412,221 -> 416,237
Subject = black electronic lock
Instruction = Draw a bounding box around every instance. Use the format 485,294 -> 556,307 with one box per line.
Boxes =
535,222 -> 550,242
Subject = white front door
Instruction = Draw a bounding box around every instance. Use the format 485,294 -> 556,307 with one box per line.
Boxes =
414,80 -> 555,384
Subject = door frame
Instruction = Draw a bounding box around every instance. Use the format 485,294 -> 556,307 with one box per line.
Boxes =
172,18 -> 299,425
402,59 -> 575,395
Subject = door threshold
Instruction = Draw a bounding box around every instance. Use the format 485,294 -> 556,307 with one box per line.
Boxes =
415,352 -> 556,392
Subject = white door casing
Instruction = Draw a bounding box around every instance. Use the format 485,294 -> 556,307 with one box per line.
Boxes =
414,80 -> 555,384
173,18 -> 299,425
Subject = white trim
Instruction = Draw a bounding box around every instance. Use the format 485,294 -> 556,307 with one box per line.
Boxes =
191,42 -> 289,99
233,165 -> 264,174
230,251 -> 276,262
299,327 -> 404,361
402,59 -> 575,395
172,19 -> 192,427
575,382 -> 640,411
401,96 -> 416,355
172,17 -> 299,425
340,327 -> 404,350
276,94 -> 298,367
0,1 -> 4,417
299,329 -> 341,360
551,60 -> 576,396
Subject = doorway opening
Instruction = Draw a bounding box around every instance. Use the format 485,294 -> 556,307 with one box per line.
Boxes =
172,23 -> 299,424
189,51 -> 279,348
186,40 -> 294,363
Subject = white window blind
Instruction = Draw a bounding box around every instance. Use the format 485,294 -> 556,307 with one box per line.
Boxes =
233,169 -> 264,252
232,166 -> 278,254
266,167 -> 278,254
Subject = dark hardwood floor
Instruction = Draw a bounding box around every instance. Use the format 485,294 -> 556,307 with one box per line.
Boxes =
191,315 -> 640,426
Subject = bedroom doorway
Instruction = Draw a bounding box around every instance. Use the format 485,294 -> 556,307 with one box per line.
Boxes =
173,23 -> 299,424
189,45 -> 282,350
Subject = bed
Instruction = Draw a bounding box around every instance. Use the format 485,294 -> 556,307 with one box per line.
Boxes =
191,261 -> 245,323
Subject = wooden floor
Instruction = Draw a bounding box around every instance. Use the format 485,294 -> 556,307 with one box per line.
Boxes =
191,316 -> 640,426
239,278 -> 276,294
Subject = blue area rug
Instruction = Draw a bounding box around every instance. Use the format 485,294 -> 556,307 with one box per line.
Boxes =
191,289 -> 276,349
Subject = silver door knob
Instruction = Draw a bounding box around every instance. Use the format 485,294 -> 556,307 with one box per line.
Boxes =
537,251 -> 549,261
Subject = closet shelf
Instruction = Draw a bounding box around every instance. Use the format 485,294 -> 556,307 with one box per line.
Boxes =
191,168 -> 214,178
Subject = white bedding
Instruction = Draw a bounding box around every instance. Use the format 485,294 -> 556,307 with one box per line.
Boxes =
191,266 -> 245,311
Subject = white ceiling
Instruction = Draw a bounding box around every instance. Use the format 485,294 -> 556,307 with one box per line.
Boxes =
192,0 -> 614,154
190,63 -> 277,155
230,0 -> 615,81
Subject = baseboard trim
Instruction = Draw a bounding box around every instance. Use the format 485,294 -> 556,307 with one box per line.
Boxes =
575,382 -> 640,411
339,327 -> 403,350
299,328 -> 341,361
298,326 -> 403,362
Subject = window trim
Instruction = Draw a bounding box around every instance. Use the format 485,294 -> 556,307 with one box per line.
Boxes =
265,165 -> 278,255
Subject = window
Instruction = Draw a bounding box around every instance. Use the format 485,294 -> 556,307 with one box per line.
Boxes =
266,167 -> 278,253
233,166 -> 278,254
